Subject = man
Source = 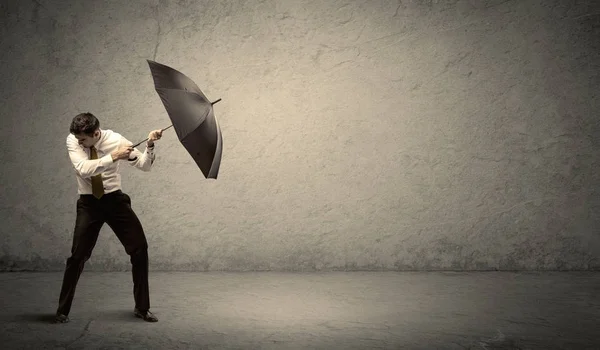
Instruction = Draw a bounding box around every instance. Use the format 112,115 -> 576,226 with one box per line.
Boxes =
55,112 -> 162,323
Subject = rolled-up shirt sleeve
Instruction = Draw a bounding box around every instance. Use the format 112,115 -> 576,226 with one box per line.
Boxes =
66,136 -> 113,178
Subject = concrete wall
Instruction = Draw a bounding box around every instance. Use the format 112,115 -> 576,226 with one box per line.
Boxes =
1,0 -> 598,271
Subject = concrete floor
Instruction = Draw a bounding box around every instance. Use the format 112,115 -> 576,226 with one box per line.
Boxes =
0,271 -> 598,349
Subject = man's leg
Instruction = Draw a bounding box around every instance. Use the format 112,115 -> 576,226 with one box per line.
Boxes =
104,191 -> 156,322
56,196 -> 104,321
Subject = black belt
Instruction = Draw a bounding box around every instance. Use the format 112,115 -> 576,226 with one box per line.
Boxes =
80,189 -> 122,197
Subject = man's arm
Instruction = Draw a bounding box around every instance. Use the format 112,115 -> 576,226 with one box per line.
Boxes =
66,136 -> 113,178
123,136 -> 156,172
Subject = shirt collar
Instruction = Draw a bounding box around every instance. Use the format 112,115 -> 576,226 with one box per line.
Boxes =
91,129 -> 103,149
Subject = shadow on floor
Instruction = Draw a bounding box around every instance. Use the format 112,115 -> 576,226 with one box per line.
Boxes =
12,310 -> 140,324
12,313 -> 56,324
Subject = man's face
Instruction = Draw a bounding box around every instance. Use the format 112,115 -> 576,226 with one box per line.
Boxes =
74,130 -> 100,148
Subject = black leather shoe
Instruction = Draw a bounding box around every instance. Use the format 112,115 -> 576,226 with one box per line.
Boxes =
55,313 -> 69,323
134,308 -> 158,322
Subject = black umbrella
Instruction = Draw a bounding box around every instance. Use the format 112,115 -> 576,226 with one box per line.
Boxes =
133,59 -> 223,179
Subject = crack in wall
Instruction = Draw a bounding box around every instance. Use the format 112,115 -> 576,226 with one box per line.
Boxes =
65,318 -> 94,349
152,5 -> 162,61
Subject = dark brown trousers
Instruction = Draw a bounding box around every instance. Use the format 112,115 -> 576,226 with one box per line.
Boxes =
56,190 -> 150,316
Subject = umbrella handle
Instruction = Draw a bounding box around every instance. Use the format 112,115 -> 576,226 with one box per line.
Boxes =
129,97 -> 221,148
130,124 -> 174,148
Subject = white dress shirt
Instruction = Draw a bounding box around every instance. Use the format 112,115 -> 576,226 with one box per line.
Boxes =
66,128 -> 156,195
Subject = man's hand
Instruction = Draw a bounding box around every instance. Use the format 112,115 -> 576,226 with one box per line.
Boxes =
111,144 -> 134,162
147,129 -> 162,147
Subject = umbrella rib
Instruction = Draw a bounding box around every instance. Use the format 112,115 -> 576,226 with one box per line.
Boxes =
155,88 -> 222,105
155,87 -> 208,100
155,87 -> 200,92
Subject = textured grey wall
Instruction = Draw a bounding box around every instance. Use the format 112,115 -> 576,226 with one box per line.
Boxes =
1,0 -> 598,271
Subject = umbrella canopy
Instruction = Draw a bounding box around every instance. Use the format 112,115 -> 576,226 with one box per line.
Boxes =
146,59 -> 223,179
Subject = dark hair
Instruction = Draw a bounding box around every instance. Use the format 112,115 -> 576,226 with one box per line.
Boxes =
70,112 -> 100,136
